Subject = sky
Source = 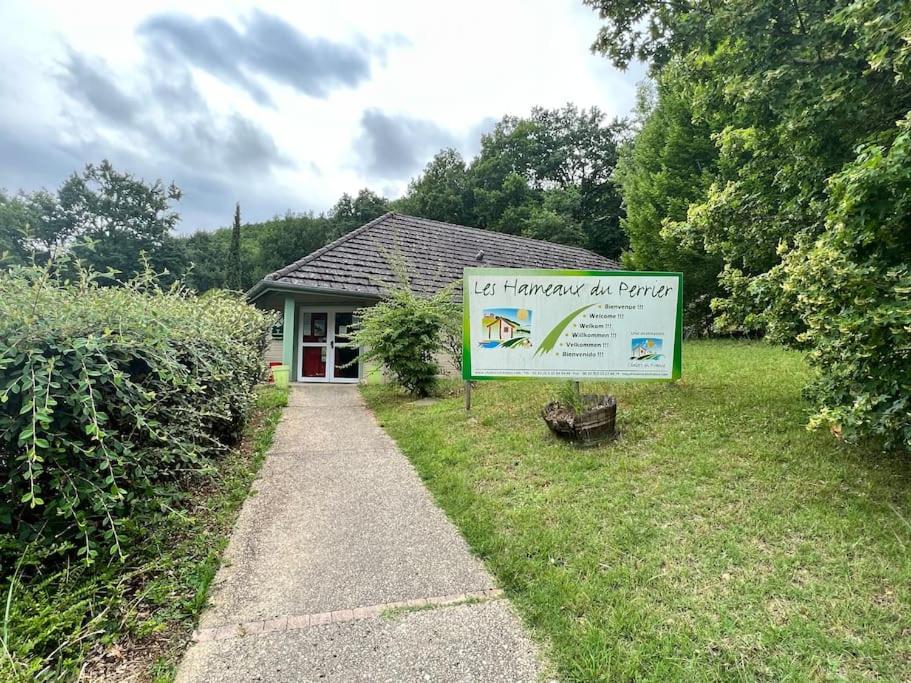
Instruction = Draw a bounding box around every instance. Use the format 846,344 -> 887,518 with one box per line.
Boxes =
0,1 -> 643,232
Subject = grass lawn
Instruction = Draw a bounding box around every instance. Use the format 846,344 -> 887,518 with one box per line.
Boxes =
362,340 -> 911,682
1,384 -> 288,682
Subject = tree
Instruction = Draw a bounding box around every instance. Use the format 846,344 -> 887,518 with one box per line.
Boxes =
330,189 -> 390,236
180,229 -> 225,292
350,278 -> 457,397
394,106 -> 629,258
257,213 -> 331,276
586,0 -> 911,446
785,115 -> 911,451
395,149 -> 475,225
586,0 -> 911,340
3,161 -> 183,280
0,190 -> 32,265
471,105 -> 628,258
227,202 -> 243,290
614,67 -> 722,332
64,162 -> 183,279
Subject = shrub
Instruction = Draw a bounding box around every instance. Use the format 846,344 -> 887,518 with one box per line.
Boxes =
785,114 -> 911,451
351,281 -> 456,397
0,265 -> 275,562
439,302 -> 464,374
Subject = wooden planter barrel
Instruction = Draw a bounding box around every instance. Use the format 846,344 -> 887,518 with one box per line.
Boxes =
542,395 -> 617,445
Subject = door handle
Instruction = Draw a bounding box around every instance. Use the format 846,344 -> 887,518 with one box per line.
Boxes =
330,340 -> 335,348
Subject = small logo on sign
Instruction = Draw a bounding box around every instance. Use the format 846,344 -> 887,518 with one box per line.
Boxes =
630,337 -> 663,361
479,308 -> 532,348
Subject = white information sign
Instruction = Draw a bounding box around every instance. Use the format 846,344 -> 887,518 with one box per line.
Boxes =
462,268 -> 683,380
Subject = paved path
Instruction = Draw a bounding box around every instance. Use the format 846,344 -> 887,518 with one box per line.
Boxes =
176,384 -> 544,682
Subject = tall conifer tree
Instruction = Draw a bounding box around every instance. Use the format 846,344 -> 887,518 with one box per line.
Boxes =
228,202 -> 242,290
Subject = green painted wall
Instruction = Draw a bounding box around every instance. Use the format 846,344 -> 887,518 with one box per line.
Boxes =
282,297 -> 296,376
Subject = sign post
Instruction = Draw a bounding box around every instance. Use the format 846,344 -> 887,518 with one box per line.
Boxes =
462,268 -> 683,385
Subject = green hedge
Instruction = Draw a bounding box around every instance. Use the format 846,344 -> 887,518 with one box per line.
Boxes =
0,267 -> 275,562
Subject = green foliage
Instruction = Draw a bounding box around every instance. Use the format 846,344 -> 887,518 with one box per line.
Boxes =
351,277 -> 457,397
483,105 -> 627,258
0,161 -> 185,280
329,188 -> 391,234
394,105 -> 628,258
227,202 -> 243,290
178,190 -> 390,293
595,0 -> 911,339
555,380 -> 584,414
785,116 -> 911,450
0,263 -> 275,563
0,384 -> 288,681
615,68 -> 722,333
439,303 -> 464,374
1,161 -> 391,297
396,149 -> 475,225
0,190 -> 34,265
589,0 -> 911,447
179,212 -> 333,292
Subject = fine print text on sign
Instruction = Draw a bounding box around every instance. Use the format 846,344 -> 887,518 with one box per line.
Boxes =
462,268 -> 683,381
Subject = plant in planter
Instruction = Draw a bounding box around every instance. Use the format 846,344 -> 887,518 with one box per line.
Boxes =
542,381 -> 617,445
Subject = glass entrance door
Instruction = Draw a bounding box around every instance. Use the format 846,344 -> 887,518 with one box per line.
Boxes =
331,311 -> 360,381
300,311 -> 329,380
298,309 -> 360,383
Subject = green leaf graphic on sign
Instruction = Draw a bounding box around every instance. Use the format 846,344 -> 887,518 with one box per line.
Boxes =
534,304 -> 596,356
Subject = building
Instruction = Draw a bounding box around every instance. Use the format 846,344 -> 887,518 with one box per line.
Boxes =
246,212 -> 619,382
483,314 -> 520,341
631,343 -> 650,359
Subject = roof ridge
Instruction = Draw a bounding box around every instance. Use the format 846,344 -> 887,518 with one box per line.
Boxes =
265,211 -> 395,280
387,212 -> 619,266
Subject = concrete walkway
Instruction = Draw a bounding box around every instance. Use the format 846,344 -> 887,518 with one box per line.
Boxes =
176,384 -> 544,682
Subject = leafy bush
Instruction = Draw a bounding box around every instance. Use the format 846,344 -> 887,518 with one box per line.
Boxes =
0,265 -> 275,562
351,281 -> 456,397
439,304 -> 464,374
785,114 -> 911,450
0,384 -> 288,682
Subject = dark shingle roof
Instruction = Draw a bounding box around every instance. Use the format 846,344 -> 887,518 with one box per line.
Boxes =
259,212 -> 619,299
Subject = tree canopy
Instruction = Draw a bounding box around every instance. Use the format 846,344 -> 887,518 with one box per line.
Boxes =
592,0 -> 911,448
614,72 -> 722,332
396,104 -> 628,258
0,162 -> 184,280
588,0 -> 911,338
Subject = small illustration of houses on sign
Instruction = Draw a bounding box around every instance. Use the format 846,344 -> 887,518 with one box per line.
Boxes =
480,308 -> 532,348
630,337 -> 663,360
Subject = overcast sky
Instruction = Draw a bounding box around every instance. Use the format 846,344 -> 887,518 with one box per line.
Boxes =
0,1 -> 642,232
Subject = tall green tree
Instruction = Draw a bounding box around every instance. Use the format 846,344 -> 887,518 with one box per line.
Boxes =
0,162 -> 184,280
252,212 -> 334,280
396,106 -> 628,258
614,69 -> 722,332
227,202 -> 243,290
330,188 -> 390,235
586,0 -> 911,447
585,0 -> 911,339
395,149 -> 475,225
178,210 -> 347,293
471,105 -> 628,257
784,115 -> 911,450
0,190 -> 32,264
67,162 -> 183,279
